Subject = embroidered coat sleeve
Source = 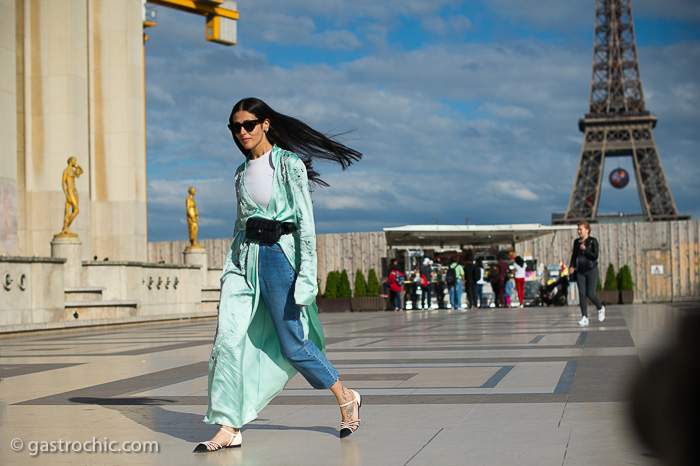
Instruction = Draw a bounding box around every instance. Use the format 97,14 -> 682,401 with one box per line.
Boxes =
286,156 -> 319,306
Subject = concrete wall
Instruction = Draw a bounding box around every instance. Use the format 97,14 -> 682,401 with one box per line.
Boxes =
14,0 -> 93,259
0,256 -> 66,328
81,261 -> 203,315
1,0 -> 147,262
1,255 -> 211,334
0,0 -> 18,255
88,0 -> 147,262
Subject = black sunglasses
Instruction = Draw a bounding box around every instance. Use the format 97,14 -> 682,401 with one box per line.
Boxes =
228,119 -> 262,134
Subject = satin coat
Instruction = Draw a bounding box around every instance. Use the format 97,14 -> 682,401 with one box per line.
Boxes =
204,146 -> 326,428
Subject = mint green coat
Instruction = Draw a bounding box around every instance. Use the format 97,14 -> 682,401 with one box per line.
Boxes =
204,146 -> 327,428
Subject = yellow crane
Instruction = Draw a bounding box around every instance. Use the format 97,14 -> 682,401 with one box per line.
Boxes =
145,0 -> 239,45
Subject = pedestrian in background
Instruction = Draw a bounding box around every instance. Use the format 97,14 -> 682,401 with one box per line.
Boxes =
505,278 -> 514,307
419,258 -> 433,309
464,257 -> 478,309
446,257 -> 464,310
569,221 -> 605,326
495,254 -> 509,308
388,263 -> 404,312
513,256 -> 527,308
476,259 -> 486,308
410,270 -> 420,309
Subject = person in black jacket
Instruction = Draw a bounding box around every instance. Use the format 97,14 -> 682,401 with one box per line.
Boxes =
569,221 -> 605,326
463,258 -> 478,309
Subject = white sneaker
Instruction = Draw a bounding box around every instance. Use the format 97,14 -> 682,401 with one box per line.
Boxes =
578,316 -> 589,326
598,306 -> 606,322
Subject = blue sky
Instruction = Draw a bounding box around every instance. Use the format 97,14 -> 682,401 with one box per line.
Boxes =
144,0 -> 700,242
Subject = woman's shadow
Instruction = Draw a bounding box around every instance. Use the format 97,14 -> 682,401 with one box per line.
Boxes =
69,397 -> 337,442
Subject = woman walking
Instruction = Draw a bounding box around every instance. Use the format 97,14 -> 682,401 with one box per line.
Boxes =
569,221 -> 605,326
195,98 -> 363,452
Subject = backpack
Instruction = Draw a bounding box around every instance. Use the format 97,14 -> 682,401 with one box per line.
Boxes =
394,271 -> 404,286
472,264 -> 481,282
445,266 -> 457,286
420,274 -> 428,287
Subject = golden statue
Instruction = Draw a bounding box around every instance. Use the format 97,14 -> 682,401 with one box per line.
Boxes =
186,187 -> 203,248
55,157 -> 83,238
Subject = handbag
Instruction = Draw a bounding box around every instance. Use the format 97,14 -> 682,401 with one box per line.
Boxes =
245,217 -> 296,243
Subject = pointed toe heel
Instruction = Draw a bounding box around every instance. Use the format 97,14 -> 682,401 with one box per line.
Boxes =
193,427 -> 242,453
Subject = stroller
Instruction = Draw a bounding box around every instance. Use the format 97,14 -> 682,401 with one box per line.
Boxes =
538,275 -> 569,307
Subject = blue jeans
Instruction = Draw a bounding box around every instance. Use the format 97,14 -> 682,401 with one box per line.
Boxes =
421,285 -> 432,308
476,284 -> 484,307
390,289 -> 402,309
448,280 -> 463,309
258,243 -> 339,389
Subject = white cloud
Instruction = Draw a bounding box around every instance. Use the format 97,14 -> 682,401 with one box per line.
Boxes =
143,3 -> 700,239
493,181 -> 539,201
145,83 -> 175,106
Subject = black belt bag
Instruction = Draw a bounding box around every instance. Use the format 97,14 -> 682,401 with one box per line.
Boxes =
245,218 -> 296,243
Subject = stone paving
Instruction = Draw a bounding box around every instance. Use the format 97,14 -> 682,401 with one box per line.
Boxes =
0,303 -> 689,465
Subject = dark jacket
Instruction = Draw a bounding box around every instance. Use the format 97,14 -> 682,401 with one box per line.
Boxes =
463,262 -> 477,284
569,236 -> 599,273
419,264 -> 432,287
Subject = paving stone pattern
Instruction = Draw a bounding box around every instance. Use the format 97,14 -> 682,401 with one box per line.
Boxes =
1,304 -> 681,465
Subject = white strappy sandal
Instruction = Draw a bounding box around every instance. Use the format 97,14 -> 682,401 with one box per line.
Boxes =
193,426 -> 242,452
339,389 -> 362,438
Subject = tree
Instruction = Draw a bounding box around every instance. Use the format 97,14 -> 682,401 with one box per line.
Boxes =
354,269 -> 367,297
367,268 -> 381,296
617,265 -> 634,290
338,270 -> 352,298
604,264 -> 618,291
324,271 -> 339,298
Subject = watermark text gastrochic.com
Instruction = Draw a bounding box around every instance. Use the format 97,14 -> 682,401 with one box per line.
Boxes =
11,437 -> 160,456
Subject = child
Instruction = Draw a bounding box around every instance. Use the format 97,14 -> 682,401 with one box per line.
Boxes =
505,278 -> 514,308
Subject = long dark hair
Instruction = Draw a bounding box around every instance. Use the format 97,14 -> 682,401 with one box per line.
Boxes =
515,256 -> 524,267
229,98 -> 362,187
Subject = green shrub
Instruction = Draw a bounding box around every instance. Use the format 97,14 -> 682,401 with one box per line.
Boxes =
338,270 -> 352,298
354,269 -> 367,297
596,275 -> 602,292
603,264 -> 618,290
324,271 -> 339,298
367,268 -> 381,296
617,265 -> 634,290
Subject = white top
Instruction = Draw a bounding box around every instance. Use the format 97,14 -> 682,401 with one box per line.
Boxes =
513,262 -> 527,279
476,268 -> 486,285
245,149 -> 274,209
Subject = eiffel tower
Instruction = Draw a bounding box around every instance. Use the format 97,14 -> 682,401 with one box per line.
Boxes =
558,0 -> 688,224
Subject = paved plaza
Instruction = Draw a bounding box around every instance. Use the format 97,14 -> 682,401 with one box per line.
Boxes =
0,303 -> 692,465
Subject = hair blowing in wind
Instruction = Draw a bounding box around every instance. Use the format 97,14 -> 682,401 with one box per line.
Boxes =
230,98 -> 363,187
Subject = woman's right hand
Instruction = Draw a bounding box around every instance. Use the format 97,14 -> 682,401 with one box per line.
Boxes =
569,267 -> 574,275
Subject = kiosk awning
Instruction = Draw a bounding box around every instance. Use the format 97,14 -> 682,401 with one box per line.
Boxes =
383,224 -> 576,250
